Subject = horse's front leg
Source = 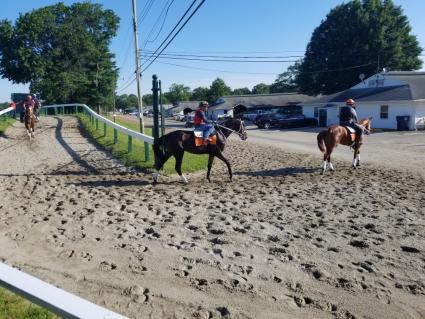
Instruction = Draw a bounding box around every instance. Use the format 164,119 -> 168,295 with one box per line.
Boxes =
174,151 -> 188,183
352,147 -> 359,169
356,148 -> 361,167
215,151 -> 232,181
207,154 -> 215,182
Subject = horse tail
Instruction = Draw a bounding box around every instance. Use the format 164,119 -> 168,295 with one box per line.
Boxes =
153,135 -> 165,165
317,130 -> 327,154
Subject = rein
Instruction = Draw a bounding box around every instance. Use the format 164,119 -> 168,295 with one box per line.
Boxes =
214,122 -> 245,138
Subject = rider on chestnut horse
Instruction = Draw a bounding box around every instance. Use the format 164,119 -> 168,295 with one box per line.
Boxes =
339,99 -> 365,147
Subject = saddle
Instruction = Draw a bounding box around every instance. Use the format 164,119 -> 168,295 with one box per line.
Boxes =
194,130 -> 217,147
344,126 -> 356,143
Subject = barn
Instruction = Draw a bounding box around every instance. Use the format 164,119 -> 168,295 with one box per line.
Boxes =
302,71 -> 425,130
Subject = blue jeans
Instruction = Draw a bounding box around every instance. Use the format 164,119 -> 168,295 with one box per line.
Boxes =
196,123 -> 214,139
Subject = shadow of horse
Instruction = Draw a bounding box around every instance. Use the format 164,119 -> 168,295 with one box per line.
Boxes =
69,179 -> 150,188
234,166 -> 319,177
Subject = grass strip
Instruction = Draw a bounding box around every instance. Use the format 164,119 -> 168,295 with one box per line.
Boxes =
79,114 -> 208,175
0,287 -> 58,319
0,117 -> 15,135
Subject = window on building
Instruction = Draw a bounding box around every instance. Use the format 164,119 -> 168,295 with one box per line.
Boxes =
314,107 -> 319,118
380,105 -> 388,119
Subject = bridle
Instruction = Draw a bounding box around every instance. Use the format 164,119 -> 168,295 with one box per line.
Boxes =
215,120 -> 247,139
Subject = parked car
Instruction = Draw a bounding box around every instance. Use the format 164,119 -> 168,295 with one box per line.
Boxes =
256,113 -> 318,129
173,113 -> 185,121
243,109 -> 271,121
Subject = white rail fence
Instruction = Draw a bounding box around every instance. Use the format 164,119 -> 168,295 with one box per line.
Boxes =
0,106 -> 14,116
43,103 -> 154,145
0,263 -> 128,319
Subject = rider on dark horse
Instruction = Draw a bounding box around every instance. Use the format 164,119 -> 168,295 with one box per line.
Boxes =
194,101 -> 214,143
340,99 -> 365,146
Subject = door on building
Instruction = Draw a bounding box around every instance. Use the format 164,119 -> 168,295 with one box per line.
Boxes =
318,109 -> 327,127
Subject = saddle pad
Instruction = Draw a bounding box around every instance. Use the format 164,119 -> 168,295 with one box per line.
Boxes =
195,134 -> 217,147
345,126 -> 356,134
344,126 -> 356,142
194,130 -> 203,138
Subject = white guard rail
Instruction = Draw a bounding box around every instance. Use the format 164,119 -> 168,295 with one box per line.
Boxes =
44,103 -> 154,145
0,106 -> 14,116
0,262 -> 128,319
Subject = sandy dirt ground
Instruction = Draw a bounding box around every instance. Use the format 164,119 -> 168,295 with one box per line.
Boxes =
0,116 -> 424,319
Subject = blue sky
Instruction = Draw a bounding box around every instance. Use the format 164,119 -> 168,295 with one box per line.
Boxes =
0,0 -> 424,102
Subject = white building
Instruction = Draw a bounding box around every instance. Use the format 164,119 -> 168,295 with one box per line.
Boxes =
302,71 -> 425,130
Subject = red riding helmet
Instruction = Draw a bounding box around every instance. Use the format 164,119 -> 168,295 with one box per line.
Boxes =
346,99 -> 355,106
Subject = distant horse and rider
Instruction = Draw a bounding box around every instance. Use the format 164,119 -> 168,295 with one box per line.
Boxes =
23,95 -> 37,139
152,101 -> 247,183
317,99 -> 371,174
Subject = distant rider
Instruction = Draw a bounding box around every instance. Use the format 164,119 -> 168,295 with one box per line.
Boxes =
32,94 -> 41,120
340,99 -> 366,146
20,95 -> 34,123
193,101 -> 214,143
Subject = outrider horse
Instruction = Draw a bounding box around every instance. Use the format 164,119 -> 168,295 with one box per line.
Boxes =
317,118 -> 371,174
24,104 -> 36,139
152,118 -> 247,183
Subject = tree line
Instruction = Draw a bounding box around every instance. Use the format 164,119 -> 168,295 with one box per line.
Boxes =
116,77 -> 292,110
0,1 -> 422,108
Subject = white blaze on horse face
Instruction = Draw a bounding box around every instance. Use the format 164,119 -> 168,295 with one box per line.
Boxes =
180,174 -> 188,184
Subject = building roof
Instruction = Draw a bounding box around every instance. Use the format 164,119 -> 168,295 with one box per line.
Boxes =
210,93 -> 315,111
305,71 -> 425,105
167,101 -> 201,113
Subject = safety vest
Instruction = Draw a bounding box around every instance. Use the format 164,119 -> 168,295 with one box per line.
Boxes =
194,109 -> 206,126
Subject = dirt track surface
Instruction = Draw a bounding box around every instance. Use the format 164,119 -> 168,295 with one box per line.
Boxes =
0,116 -> 424,319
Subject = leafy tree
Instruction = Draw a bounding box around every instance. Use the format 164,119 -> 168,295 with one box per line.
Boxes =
165,83 -> 191,104
296,0 -> 422,95
0,2 -> 119,109
252,83 -> 270,94
233,87 -> 251,95
270,62 -> 300,93
208,78 -> 231,103
142,94 -> 153,106
191,86 -> 209,101
115,93 -> 138,110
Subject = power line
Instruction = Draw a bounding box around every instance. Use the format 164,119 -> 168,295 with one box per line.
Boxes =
137,0 -> 155,25
143,0 -> 175,48
298,62 -> 373,74
154,60 -> 279,75
143,56 -> 299,63
141,0 -> 198,70
140,51 -> 303,59
142,0 -> 207,73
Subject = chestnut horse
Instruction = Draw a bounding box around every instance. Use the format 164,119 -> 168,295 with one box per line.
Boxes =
317,118 -> 371,174
152,118 -> 247,183
24,104 -> 36,139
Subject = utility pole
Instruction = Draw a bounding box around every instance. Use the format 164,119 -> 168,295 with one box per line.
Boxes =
132,0 -> 150,161
132,0 -> 145,134
96,62 -> 100,114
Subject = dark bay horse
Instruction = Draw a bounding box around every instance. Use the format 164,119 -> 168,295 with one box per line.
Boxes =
24,104 -> 36,139
317,118 -> 372,174
152,118 -> 247,183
